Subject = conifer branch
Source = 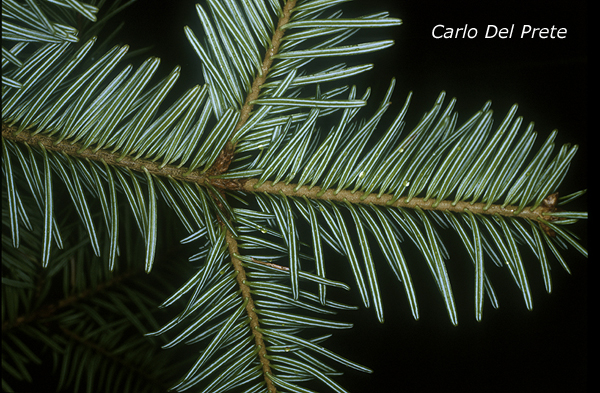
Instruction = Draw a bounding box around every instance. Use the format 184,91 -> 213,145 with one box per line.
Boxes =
210,0 -> 297,176
212,6 -> 298,387
243,179 -> 562,225
225,230 -> 276,393
2,0 -> 301,189
2,124 -> 212,186
3,121 -> 565,237
1,1 -> 586,391
2,122 -> 564,233
1,268 -> 139,333
59,326 -> 167,391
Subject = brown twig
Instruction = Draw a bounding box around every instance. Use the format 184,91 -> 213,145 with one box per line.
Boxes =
207,0 -> 298,178
217,3 -> 298,392
243,179 -> 561,225
2,123 -> 211,186
225,231 -> 276,393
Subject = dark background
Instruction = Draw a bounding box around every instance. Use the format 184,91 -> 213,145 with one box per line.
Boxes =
112,0 -> 588,392
93,1 -> 589,392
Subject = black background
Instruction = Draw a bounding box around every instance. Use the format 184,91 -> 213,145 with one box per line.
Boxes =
11,1 -> 583,392
111,1 -> 588,392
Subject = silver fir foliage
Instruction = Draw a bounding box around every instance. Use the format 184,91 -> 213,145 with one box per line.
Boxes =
2,1 -> 587,392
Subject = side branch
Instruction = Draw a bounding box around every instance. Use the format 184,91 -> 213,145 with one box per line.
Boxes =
225,230 -> 276,393
2,124 -> 210,185
211,0 -> 298,174
60,326 -> 167,390
243,179 -> 558,223
233,0 -> 297,137
2,268 -> 138,333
